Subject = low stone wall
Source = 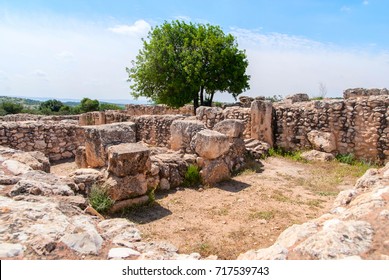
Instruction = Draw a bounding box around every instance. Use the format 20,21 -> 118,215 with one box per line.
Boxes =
273,95 -> 389,162
125,104 -> 194,116
79,111 -> 130,126
131,115 -> 186,147
0,121 -> 85,161
0,114 -> 79,122
196,106 -> 251,138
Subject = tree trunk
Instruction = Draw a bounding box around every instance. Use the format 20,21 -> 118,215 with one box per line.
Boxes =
193,93 -> 199,115
199,86 -> 204,106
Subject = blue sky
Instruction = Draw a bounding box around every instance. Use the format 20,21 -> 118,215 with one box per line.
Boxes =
0,0 -> 388,102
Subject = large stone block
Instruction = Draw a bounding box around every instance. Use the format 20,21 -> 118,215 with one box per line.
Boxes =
213,119 -> 245,138
307,130 -> 336,153
251,100 -> 274,147
105,174 -> 148,201
83,122 -> 136,168
107,143 -> 150,177
193,129 -> 230,160
200,159 -> 230,185
170,120 -> 206,152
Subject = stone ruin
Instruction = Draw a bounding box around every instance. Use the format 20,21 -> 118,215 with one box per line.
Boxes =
0,87 -> 389,259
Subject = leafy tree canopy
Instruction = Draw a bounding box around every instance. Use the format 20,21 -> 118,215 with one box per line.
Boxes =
127,21 -> 250,112
39,99 -> 64,112
80,97 -> 99,113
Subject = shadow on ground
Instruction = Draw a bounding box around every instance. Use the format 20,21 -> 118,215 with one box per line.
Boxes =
116,202 -> 172,224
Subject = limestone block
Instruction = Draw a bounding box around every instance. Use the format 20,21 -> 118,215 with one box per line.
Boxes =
105,174 -> 148,201
200,158 -> 230,185
107,143 -> 150,177
301,150 -> 335,162
251,100 -> 274,147
284,93 -> 309,103
193,129 -> 230,160
75,146 -> 88,168
213,119 -> 245,138
307,130 -> 336,153
83,122 -> 136,168
170,120 -> 206,151
11,151 -> 50,173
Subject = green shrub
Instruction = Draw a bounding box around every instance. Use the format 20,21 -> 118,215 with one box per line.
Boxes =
335,153 -> 356,165
88,184 -> 114,213
183,164 -> 201,187
1,101 -> 24,114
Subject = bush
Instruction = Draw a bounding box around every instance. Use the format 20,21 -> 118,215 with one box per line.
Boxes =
99,103 -> 123,111
1,101 -> 24,114
88,184 -> 114,213
183,164 -> 201,187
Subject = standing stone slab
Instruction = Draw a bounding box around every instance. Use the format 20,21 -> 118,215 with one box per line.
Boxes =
83,122 -> 136,168
251,100 -> 274,147
107,143 -> 151,177
307,130 -> 336,153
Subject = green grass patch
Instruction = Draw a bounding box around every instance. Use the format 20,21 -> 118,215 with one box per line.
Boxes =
88,184 -> 114,213
249,210 -> 275,221
268,147 -> 305,162
183,164 -> 201,187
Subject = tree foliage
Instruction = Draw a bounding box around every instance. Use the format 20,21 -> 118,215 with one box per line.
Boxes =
127,21 -> 250,111
1,101 -> 24,115
39,99 -> 64,112
80,98 -> 100,113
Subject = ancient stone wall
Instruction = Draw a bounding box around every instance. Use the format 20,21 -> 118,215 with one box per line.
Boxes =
273,96 -> 389,162
130,115 -> 186,147
196,106 -> 251,138
0,114 -> 79,122
79,111 -> 130,126
0,121 -> 85,161
125,104 -> 194,116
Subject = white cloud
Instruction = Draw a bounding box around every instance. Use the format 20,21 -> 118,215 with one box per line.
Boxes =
108,20 -> 151,36
340,6 -> 352,12
223,28 -> 389,100
363,1 -> 369,5
57,51 -> 75,62
174,15 -> 191,22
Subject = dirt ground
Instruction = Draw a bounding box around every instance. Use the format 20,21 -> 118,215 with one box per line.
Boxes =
51,156 -> 364,260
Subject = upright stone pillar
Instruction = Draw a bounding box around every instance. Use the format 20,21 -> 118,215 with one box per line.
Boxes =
251,100 -> 274,147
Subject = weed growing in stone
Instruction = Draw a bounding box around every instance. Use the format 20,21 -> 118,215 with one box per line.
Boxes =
183,164 -> 201,187
88,184 -> 114,213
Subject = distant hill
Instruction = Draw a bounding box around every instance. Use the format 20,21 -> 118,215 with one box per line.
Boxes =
0,96 -> 148,108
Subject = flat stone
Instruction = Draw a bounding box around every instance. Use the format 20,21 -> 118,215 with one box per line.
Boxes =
108,248 -> 141,259
213,119 -> 245,138
0,243 -> 24,258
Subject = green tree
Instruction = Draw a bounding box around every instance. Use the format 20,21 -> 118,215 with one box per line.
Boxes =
80,98 -> 99,113
39,99 -> 64,113
127,21 -> 250,113
99,103 -> 123,111
1,101 -> 24,115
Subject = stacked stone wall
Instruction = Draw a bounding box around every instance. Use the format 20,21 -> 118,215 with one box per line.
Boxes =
273,96 -> 389,162
0,121 -> 85,161
130,115 -> 186,147
0,114 -> 79,122
196,106 -> 251,138
125,104 -> 193,116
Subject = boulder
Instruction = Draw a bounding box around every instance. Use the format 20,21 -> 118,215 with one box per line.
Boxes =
213,119 -> 245,138
9,171 -> 76,197
301,150 -> 335,162
2,160 -> 32,176
170,120 -> 206,152
284,93 -> 309,103
11,151 -> 50,173
307,130 -> 336,153
107,143 -> 151,177
83,122 -> 136,168
193,129 -> 230,160
201,158 -> 230,185
105,174 -> 148,201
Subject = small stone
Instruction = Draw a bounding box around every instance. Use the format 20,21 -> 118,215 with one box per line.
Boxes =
108,248 -> 140,259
